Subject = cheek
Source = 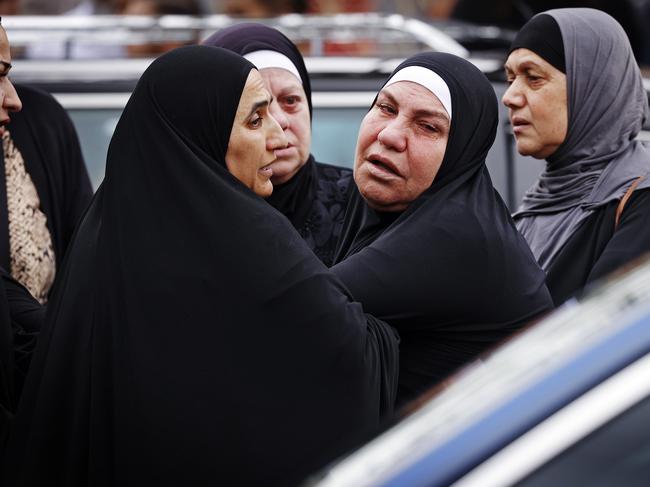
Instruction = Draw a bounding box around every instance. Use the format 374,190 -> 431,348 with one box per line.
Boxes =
408,143 -> 445,191
291,110 -> 312,149
356,116 -> 381,155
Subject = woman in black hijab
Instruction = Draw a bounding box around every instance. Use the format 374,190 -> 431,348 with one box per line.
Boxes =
4,46 -> 398,486
333,52 -> 553,404
203,24 -> 353,266
504,9 -> 650,306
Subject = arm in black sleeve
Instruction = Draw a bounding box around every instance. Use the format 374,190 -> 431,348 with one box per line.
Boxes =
1,270 -> 45,334
0,269 -> 43,401
588,189 -> 650,283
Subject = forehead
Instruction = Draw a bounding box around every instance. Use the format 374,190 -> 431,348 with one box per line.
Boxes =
237,69 -> 269,108
242,69 -> 267,94
505,48 -> 552,71
380,81 -> 449,118
260,67 -> 302,89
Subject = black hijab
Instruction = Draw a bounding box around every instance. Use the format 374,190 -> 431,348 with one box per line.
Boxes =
4,46 -> 398,486
332,52 -> 552,402
203,24 -> 337,246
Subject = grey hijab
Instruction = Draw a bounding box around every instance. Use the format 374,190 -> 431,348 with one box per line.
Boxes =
513,8 -> 650,269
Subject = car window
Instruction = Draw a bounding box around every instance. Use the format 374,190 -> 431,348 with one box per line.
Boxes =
517,394 -> 650,487
311,107 -> 364,168
67,108 -> 121,189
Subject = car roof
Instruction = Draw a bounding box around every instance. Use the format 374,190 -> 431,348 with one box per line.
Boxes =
4,13 -> 507,91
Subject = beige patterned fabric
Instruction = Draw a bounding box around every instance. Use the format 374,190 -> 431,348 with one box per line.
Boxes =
4,129 -> 56,304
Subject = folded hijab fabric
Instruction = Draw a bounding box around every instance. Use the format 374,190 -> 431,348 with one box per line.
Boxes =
4,46 -> 399,486
512,9 -> 650,304
203,24 -> 353,266
333,52 -> 552,404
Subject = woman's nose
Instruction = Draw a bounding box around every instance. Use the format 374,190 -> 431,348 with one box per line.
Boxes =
2,80 -> 22,113
377,119 -> 407,152
268,100 -> 289,131
267,111 -> 288,150
502,81 -> 523,109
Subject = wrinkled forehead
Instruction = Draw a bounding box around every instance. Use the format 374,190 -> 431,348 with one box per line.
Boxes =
384,65 -> 452,120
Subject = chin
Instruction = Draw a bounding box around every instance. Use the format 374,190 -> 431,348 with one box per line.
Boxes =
255,183 -> 274,198
270,158 -> 307,185
516,141 -> 544,159
359,183 -> 405,212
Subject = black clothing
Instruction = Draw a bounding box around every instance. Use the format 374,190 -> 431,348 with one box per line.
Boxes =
203,23 -> 353,266
0,276 -> 13,454
0,84 -> 93,272
0,269 -> 42,458
545,188 -> 650,305
333,52 -> 553,404
4,46 -> 398,487
509,13 -> 565,73
268,156 -> 352,265
0,85 -> 89,447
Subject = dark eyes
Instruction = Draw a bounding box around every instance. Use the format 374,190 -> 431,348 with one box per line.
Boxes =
505,72 -> 543,85
248,114 -> 263,129
377,102 -> 396,115
420,123 -> 438,133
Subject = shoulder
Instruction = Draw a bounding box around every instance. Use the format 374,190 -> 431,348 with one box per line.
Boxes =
314,161 -> 353,181
314,160 -> 353,201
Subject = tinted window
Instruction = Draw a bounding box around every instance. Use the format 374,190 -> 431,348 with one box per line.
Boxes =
517,394 -> 650,487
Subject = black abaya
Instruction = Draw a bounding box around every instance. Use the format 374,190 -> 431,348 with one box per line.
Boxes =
333,53 -> 553,404
4,46 -> 398,487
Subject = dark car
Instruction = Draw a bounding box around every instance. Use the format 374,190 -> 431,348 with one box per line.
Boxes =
311,256 -> 650,487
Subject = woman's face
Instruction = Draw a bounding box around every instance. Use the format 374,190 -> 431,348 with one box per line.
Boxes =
502,48 -> 568,159
354,80 -> 450,212
259,67 -> 311,185
226,69 -> 287,197
0,27 -> 22,136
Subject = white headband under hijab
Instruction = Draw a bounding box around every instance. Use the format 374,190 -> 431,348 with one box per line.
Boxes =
384,65 -> 452,120
243,50 -> 302,84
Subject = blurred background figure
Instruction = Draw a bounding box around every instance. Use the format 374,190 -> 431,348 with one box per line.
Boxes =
122,0 -> 202,57
0,0 -> 20,15
220,0 -> 307,16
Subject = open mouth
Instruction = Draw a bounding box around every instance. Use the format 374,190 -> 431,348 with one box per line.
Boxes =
368,157 -> 400,177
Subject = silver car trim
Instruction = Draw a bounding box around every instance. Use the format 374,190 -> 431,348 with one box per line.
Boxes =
453,352 -> 650,487
3,13 -> 468,59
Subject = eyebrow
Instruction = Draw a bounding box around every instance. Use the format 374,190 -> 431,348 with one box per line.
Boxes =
246,95 -> 273,119
504,59 -> 544,72
277,84 -> 302,96
381,90 -> 450,125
